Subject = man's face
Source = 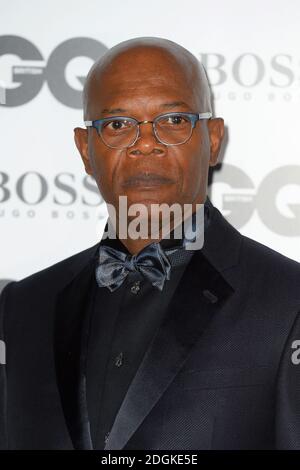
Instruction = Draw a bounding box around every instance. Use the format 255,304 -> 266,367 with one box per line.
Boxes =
75,49 -> 224,216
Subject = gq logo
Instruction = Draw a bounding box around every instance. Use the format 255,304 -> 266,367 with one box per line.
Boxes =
0,35 -> 108,108
212,164 -> 300,236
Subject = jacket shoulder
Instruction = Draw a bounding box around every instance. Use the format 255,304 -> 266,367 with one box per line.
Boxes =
239,233 -> 300,305
241,233 -> 300,273
1,241 -> 99,298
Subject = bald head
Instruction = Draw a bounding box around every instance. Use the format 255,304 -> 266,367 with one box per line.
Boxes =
82,37 -> 212,120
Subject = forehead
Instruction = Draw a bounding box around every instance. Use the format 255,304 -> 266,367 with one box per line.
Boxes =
86,48 -> 201,116
88,72 -> 197,117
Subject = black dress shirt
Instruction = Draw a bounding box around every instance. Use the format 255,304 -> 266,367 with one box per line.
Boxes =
86,199 -> 211,449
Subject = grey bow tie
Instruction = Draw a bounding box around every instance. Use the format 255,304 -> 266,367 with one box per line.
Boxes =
95,242 -> 172,292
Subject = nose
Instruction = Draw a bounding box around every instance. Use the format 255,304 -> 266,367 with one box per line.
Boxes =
127,121 -> 166,157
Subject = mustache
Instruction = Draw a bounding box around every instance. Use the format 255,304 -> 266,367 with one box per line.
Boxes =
121,172 -> 175,188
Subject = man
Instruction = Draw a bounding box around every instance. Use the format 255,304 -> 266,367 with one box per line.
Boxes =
1,37 -> 300,450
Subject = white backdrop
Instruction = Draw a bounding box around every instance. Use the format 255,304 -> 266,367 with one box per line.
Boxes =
0,0 -> 299,287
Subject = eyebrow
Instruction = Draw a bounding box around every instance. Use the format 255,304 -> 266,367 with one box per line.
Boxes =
101,101 -> 190,115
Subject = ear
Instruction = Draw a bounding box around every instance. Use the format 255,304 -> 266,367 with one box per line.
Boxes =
207,118 -> 224,167
73,127 -> 93,176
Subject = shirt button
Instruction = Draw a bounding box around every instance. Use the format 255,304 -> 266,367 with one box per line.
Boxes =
104,431 -> 110,445
115,352 -> 123,367
130,280 -> 141,294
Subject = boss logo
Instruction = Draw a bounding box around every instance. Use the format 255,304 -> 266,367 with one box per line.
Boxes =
200,53 -> 298,88
0,171 -> 102,206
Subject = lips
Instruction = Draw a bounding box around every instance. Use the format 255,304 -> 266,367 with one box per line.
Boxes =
122,172 -> 174,188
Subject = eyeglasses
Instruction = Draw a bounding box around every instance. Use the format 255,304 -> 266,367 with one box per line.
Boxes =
84,111 -> 212,149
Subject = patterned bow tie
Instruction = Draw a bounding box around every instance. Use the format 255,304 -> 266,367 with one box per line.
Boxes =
95,242 -> 172,292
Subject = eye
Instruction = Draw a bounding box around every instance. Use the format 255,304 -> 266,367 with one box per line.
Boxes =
169,115 -> 184,125
158,114 -> 189,127
105,120 -> 128,131
102,119 -> 136,135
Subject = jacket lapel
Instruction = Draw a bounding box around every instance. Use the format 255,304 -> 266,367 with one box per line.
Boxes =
104,205 -> 243,450
53,200 -> 243,451
54,244 -> 99,450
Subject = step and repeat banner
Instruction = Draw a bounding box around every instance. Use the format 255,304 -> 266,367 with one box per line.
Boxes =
0,0 -> 299,289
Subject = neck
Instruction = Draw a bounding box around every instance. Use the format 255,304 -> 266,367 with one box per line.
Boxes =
119,237 -> 160,256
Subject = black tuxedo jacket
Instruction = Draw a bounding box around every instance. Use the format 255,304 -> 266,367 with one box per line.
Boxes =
1,201 -> 300,450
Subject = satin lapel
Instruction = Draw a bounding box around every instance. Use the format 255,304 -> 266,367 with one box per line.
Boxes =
54,249 -> 98,450
104,248 -> 236,450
